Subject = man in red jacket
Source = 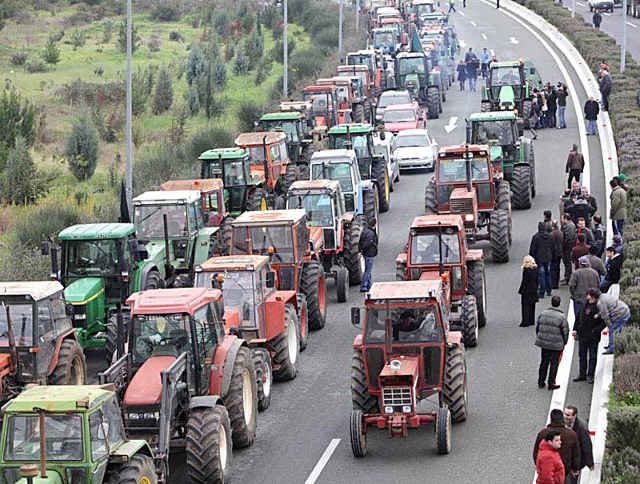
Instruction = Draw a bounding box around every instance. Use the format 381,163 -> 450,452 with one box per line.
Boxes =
536,430 -> 565,484
534,409 -> 581,481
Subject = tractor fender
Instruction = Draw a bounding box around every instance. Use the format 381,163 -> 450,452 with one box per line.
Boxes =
309,226 -> 324,253
189,395 -> 223,410
446,331 -> 463,347
396,252 -> 407,265
464,249 -> 483,262
109,439 -> 155,461
214,336 -> 247,398
264,291 -> 295,340
353,334 -> 363,348
139,262 -> 161,292
47,329 -> 79,375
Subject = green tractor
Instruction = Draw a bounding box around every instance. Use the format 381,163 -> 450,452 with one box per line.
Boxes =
327,123 -> 391,212
469,111 -> 536,209
395,51 -> 443,119
258,112 -> 316,178
481,60 -> 535,132
0,385 -> 160,484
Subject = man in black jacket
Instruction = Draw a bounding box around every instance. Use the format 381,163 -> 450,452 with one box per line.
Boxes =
564,406 -> 594,480
358,218 -> 378,292
530,222 -> 556,298
600,246 -> 622,293
572,300 -> 605,383
584,96 -> 599,135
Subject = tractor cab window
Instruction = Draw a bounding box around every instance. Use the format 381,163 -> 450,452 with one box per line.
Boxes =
131,313 -> 190,364
232,226 -> 294,263
202,159 -> 222,179
311,162 -> 354,193
270,144 -> 281,164
491,66 -> 521,86
102,396 -> 125,448
64,239 -> 120,277
295,221 -> 309,258
89,411 -> 109,461
398,57 -> 426,75
0,302 -> 33,346
224,160 -> 247,187
36,300 -> 54,337
50,294 -> 68,333
416,4 -> 436,15
374,31 -> 395,49
189,201 -> 203,231
193,305 -> 216,356
279,141 -> 288,161
331,134 -> 370,160
473,120 -> 516,145
197,270 -> 257,326
135,204 -> 188,239
204,193 -> 219,216
248,147 -> 266,165
288,193 -> 334,227
410,231 -> 461,264
4,414 -> 84,461
438,158 -> 490,183
365,306 -> 443,344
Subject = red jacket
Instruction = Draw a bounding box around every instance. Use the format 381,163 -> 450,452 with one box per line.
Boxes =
536,440 -> 565,484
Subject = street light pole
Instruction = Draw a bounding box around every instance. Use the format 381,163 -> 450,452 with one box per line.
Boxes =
622,0 -> 627,72
283,0 -> 288,96
125,0 -> 132,212
339,0 -> 344,57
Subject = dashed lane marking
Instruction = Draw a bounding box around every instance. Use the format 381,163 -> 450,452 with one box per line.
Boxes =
481,33 -> 487,39
304,439 -> 341,484
459,10 -> 465,16
627,21 -> 638,28
509,36 -> 519,44
576,1 -> 585,5
470,20 -> 477,26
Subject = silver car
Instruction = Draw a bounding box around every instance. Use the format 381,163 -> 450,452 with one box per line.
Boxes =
391,129 -> 438,171
375,90 -> 411,124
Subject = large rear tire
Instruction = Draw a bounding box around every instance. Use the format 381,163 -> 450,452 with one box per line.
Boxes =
253,348 -> 272,412
336,266 -> 349,303
522,99 -> 533,129
114,454 -> 158,484
525,139 -> 536,198
48,339 -> 86,385
283,164 -> 299,192
143,271 -> 163,290
343,219 -> 364,286
362,189 -> 377,226
301,260 -> 327,330
442,344 -> 468,423
511,164 -> 532,210
490,209 -> 510,263
395,262 -> 406,281
460,295 -> 479,348
353,103 -> 365,123
186,406 -> 232,484
216,216 -> 234,256
224,346 -> 258,448
297,294 -> 309,351
246,187 -> 270,211
496,181 -> 511,212
426,87 -> 440,119
351,349 -> 378,413
467,261 -> 487,327
372,158 -> 390,213
272,304 -> 300,381
350,410 -> 367,458
424,178 -> 437,214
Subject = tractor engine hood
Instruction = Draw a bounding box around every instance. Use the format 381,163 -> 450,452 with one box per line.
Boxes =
141,240 -> 170,264
498,85 -> 515,109
379,355 -> 419,387
64,277 -> 104,305
14,470 -> 64,484
123,356 -> 176,407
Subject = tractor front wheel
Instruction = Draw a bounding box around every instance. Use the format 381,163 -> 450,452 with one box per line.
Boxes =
301,260 -> 327,330
490,209 -> 510,263
522,99 -> 533,129
253,348 -> 272,412
336,266 -> 349,303
496,181 -> 511,212
467,261 -> 487,327
436,407 -> 452,454
216,216 -> 234,256
186,405 -> 232,484
48,339 -> 86,385
442,344 -> 468,423
143,271 -> 163,290
351,350 -> 378,413
272,303 -> 300,381
113,454 -> 158,484
424,178 -> 437,214
525,139 -> 536,198
343,219 -> 364,286
511,165 -> 532,210
284,164 -> 299,192
372,159 -> 390,213
353,103 -> 365,123
224,346 -> 258,448
350,410 -> 367,458
426,87 -> 440,119
480,100 -> 491,112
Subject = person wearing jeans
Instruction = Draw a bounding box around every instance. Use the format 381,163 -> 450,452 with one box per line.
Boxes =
556,84 -> 568,129
584,96 -> 599,135
358,218 -> 378,292
587,288 -> 631,355
529,222 -> 556,298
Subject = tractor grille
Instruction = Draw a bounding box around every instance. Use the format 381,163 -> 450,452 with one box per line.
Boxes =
382,387 -> 412,411
450,198 -> 472,213
278,267 -> 295,291
323,228 -> 336,251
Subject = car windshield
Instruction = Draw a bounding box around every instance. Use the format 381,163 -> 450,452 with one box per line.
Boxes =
365,306 -> 442,343
410,232 -> 461,264
384,109 -> 415,123
491,66 -> 521,86
288,193 -> 334,227
224,160 -> 247,186
438,158 -> 490,183
398,57 -> 426,75
135,204 -> 188,239
0,303 -> 33,346
232,226 -> 294,263
131,313 -> 190,364
64,239 -> 120,278
395,134 -> 428,148
378,92 -> 411,109
331,134 -> 370,159
311,162 -> 354,193
4,414 -> 83,461
472,120 -> 516,145
263,120 -> 299,143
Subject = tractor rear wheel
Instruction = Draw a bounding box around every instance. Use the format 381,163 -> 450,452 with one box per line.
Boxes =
246,187 -> 270,211
186,405 -> 232,484
143,271 -> 163,290
522,100 -> 533,129
350,410 -> 367,458
252,348 -> 272,412
351,349 -> 377,413
362,189 -> 377,226
467,261 -> 487,327
48,340 -> 86,385
336,266 -> 349,303
343,219 -> 364,286
353,103 -> 365,123
496,181 -> 511,212
525,139 -> 536,198
297,294 -> 309,351
104,313 -> 129,366
396,262 -> 406,281
372,158 -> 390,213
302,144 -> 315,165
424,178 -> 437,214
224,346 -> 258,448
442,344 -> 468,423
216,216 -> 234,256
460,295 -> 479,348
284,164 -> 299,192
426,87 -> 440,119
511,164 -> 532,210
272,303 -> 300,381
301,260 -> 327,330
490,209 -> 510,263
298,163 -> 310,180
436,407 -> 452,454
114,454 -> 158,484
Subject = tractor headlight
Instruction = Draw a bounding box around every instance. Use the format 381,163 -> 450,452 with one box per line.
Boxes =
384,406 -> 394,414
464,214 -> 474,222
402,405 -> 412,414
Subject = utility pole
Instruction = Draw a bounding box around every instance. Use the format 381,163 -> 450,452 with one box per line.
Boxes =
572,0 -> 576,18
356,0 -> 359,32
622,0 -> 628,72
125,0 -> 132,212
283,0 -> 288,96
339,0 -> 344,57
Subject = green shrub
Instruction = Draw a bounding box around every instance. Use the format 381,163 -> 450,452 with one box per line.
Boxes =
1,137 -> 37,205
607,406 -> 640,453
151,4 -> 181,22
233,47 -> 251,76
187,126 -> 234,162
133,141 -> 194,195
117,20 -> 140,54
26,56 -> 48,73
602,446 -> 640,484
70,28 -> 86,50
0,87 -> 36,149
237,101 -> 264,132
213,11 -> 230,37
614,354 -> 640,401
615,326 -> 640,356
10,52 -> 28,66
0,238 -> 51,281
186,43 -> 206,86
290,47 -> 324,79
187,85 -> 200,117
13,201 -> 83,249
152,67 -> 173,115
102,19 -> 113,43
42,36 -> 60,65
65,112 -> 100,181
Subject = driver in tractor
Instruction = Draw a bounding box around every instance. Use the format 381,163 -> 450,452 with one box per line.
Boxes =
500,69 -> 519,85
393,309 -> 441,342
413,236 -> 440,264
227,165 -> 244,186
136,316 -> 188,359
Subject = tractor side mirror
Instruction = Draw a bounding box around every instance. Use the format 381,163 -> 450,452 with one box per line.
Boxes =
40,241 -> 49,256
351,307 -> 361,327
266,271 -> 275,288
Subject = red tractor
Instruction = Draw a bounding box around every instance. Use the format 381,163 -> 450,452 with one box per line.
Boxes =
195,254 -> 308,411
349,280 -> 468,456
303,84 -> 340,134
424,144 -> 512,262
230,209 -> 327,331
395,215 -> 487,347
100,287 -> 258,484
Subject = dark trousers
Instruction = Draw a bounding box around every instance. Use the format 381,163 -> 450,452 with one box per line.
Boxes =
612,219 -> 624,236
538,348 -> 562,387
562,246 -> 573,281
601,91 -> 609,111
551,257 -> 561,288
537,263 -> 552,297
521,301 -> 536,326
578,339 -> 599,378
567,169 -> 582,189
573,298 -> 584,322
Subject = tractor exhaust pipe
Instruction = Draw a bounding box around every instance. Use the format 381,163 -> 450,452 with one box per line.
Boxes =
465,143 -> 472,194
162,214 -> 173,281
384,302 -> 392,362
438,223 -> 444,276
50,246 -> 59,280
262,135 -> 270,182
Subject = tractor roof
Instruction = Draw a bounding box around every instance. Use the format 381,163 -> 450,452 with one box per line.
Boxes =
288,179 -> 341,192
439,144 -> 489,156
303,85 -> 336,93
413,0 -> 436,4
310,149 -> 358,162
160,179 -> 224,192
396,52 -> 426,59
469,111 -> 517,122
350,49 -> 377,56
366,280 -> 443,302
199,147 -> 248,160
133,190 -> 201,204
200,255 -> 270,272
59,223 -> 135,241
491,60 -> 522,68
279,101 -> 311,112
235,132 -> 286,146
377,7 -> 400,14
0,281 -> 64,301
328,123 -> 373,135
373,27 -> 397,33
4,385 -> 114,413
411,214 -> 465,231
337,65 -> 369,72
127,288 -> 222,316
260,112 -> 302,121
233,209 -> 307,226
380,17 -> 402,23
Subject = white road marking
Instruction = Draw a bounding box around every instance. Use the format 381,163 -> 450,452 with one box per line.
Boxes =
470,20 -> 477,26
603,12 -> 611,15
481,33 -> 487,40
576,1 -> 585,5
304,439 -> 341,484
490,49 -> 495,56
509,36 -> 519,44
627,21 -> 638,28
444,116 -> 458,133
459,10 -> 465,16
460,39 -> 467,48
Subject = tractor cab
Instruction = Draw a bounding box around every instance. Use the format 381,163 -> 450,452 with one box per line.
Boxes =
337,65 -> 373,99
235,131 -> 290,191
160,179 -> 227,228
414,0 -> 438,18
303,85 -> 339,132
395,52 -> 436,105
482,60 -> 532,120
372,27 -> 397,54
258,112 -> 313,165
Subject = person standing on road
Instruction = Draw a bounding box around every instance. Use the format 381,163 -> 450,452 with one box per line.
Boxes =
519,255 -> 539,327
581,186 -> 598,214
536,431 -> 565,484
590,215 -> 606,258
551,221 -> 563,289
565,144 -> 585,190
612,234 -> 624,256
358,218 -> 378,293
556,83 -> 568,129
571,234 -> 590,270
573,298 -> 606,384
534,409 -> 581,479
466,53 -> 479,92
610,178 -> 627,236
535,296 -> 569,390
448,0 -> 456,13
587,288 -> 631,355
588,253 -> 606,278
569,256 -> 600,321
530,222 -> 556,298
584,97 -> 599,135
561,214 -> 577,284
592,9 -> 602,29
599,70 -> 612,111
546,84 -> 558,129
481,48 -> 491,79
564,406 -> 595,479
456,59 -> 467,91
600,246 -> 623,293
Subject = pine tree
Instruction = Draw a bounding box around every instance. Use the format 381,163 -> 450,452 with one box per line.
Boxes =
186,43 -> 206,85
2,136 -> 36,204
233,46 -> 250,76
187,85 -> 200,117
42,35 -> 60,65
152,67 -> 174,115
118,20 -> 140,54
65,113 -> 99,181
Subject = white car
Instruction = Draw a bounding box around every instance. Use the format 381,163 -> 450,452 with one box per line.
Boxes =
391,129 -> 438,171
589,0 -> 614,11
